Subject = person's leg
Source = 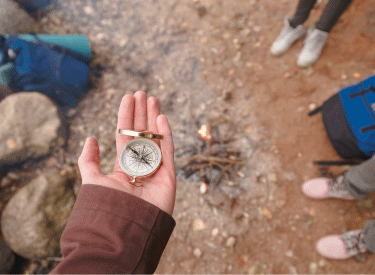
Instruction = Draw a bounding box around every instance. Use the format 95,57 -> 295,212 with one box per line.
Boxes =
289,0 -> 318,28
363,219 -> 375,254
315,0 -> 353,32
343,154 -> 375,200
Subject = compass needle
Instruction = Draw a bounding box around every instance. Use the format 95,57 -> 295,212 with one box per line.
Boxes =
119,137 -> 162,183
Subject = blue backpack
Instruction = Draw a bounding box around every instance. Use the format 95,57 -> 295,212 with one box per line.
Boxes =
309,75 -> 375,160
3,35 -> 90,108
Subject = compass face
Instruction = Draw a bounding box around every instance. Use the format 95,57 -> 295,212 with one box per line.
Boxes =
119,138 -> 162,177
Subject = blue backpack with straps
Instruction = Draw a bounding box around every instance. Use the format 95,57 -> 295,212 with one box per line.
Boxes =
2,35 -> 90,108
309,75 -> 375,160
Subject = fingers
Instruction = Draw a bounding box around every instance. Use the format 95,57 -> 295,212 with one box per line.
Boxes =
147,96 -> 160,146
78,137 -> 103,182
134,91 -> 147,131
116,94 -> 135,158
157,115 -> 175,171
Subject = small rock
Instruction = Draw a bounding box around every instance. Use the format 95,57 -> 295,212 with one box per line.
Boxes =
282,171 -> 297,181
289,266 -> 297,274
318,259 -> 326,267
248,264 -> 259,274
226,236 -> 237,247
23,261 -> 39,275
193,219 -> 205,231
235,78 -> 244,87
196,5 -> 207,17
193,247 -> 202,258
240,28 -> 252,37
83,6 -> 94,15
353,72 -> 361,79
267,173 -> 277,182
285,250 -> 293,257
200,182 -> 209,194
0,177 -> 11,188
309,262 -> 318,274
308,103 -> 317,111
222,90 -> 233,101
261,207 -> 272,219
6,172 -> 19,180
341,74 -> 348,80
212,228 -> 219,236
303,67 -> 314,76
237,171 -> 245,178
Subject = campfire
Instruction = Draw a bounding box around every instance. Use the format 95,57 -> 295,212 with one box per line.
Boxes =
176,124 -> 244,187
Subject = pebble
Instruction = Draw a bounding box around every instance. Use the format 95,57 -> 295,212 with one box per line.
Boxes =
282,171 -> 297,181
193,219 -> 205,231
200,182 -> 209,194
83,6 -> 94,15
303,67 -> 314,76
318,259 -> 326,267
226,236 -> 237,247
193,247 -> 202,258
267,173 -> 277,182
1,177 -> 12,188
309,262 -> 318,274
308,103 -> 317,111
212,228 -> 219,236
6,172 -> 19,180
289,266 -> 297,274
285,250 -> 293,257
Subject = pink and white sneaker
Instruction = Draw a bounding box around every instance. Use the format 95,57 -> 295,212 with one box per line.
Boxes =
302,175 -> 356,200
316,230 -> 368,259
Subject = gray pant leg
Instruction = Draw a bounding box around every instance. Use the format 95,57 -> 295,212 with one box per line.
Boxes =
363,219 -> 375,254
343,154 -> 375,200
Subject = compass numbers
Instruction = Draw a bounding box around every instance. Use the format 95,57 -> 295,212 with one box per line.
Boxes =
125,143 -> 158,174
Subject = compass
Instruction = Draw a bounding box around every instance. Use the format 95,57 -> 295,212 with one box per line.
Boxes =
118,130 -> 163,187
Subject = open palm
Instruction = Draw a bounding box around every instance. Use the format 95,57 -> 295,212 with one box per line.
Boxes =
78,91 -> 176,215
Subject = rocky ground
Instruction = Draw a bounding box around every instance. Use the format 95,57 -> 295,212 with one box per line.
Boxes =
1,0 -> 375,273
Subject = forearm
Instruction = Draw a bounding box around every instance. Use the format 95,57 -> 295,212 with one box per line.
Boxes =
50,184 -> 175,274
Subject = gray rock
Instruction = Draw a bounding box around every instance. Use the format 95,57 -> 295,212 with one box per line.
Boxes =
0,0 -> 42,33
0,235 -> 15,273
1,170 -> 75,259
0,92 -> 65,166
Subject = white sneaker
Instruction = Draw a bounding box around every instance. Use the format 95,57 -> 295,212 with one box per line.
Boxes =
270,17 -> 306,56
297,27 -> 328,67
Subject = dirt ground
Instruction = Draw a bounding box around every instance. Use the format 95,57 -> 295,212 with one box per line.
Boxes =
153,0 -> 375,273
3,0 -> 375,273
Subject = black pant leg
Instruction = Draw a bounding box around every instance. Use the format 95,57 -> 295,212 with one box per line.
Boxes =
315,0 -> 353,32
289,0 -> 318,28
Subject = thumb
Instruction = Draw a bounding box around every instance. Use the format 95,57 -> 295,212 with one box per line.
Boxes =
78,137 -> 103,180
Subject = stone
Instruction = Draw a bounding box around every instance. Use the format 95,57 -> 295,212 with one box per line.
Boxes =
0,0 -> 41,33
193,247 -> 202,258
0,93 -> 65,166
285,250 -> 293,257
267,173 -> 277,182
1,170 -> 75,259
309,262 -> 318,274
193,219 -> 205,231
226,236 -> 237,247
0,235 -> 15,273
0,176 -> 12,188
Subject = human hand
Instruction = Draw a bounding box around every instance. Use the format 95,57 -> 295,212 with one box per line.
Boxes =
78,91 -> 176,215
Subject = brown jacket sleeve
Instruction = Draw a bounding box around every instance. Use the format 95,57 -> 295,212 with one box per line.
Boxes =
50,184 -> 176,274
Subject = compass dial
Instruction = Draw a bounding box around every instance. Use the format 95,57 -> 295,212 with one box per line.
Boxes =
119,138 -> 162,177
